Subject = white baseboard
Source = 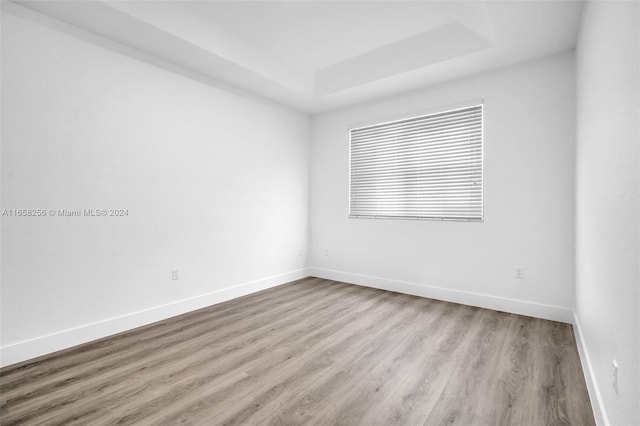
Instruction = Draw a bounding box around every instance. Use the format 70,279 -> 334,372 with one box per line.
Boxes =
308,267 -> 574,323
573,311 -> 609,426
0,268 -> 309,368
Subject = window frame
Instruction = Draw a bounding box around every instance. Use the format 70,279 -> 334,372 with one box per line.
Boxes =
348,102 -> 484,222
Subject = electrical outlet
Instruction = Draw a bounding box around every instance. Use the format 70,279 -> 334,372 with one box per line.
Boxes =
172,267 -> 180,280
515,267 -> 524,279
324,249 -> 329,257
612,359 -> 619,393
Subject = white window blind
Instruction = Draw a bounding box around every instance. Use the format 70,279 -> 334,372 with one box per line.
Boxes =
349,104 -> 483,221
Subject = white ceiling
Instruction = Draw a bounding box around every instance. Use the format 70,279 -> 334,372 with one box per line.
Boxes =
11,0 -> 584,113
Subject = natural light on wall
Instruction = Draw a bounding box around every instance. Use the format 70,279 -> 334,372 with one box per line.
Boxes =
349,104 -> 483,221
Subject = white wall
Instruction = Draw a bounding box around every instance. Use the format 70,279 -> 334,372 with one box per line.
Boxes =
575,1 -> 640,425
309,52 -> 577,321
0,9 -> 310,366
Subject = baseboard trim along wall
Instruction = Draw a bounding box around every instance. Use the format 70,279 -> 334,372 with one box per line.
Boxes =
1,266 -> 578,369
573,312 -> 609,426
0,268 -> 309,368
308,267 -> 574,323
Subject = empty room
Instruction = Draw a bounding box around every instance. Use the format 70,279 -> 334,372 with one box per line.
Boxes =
1,0 -> 638,425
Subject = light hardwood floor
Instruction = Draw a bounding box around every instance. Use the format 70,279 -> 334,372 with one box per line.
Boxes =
0,277 -> 595,425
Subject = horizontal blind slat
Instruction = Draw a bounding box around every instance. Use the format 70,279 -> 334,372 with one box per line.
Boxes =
352,106 -> 482,136
351,117 -> 480,143
351,142 -> 481,159
351,136 -> 482,155
351,128 -> 481,147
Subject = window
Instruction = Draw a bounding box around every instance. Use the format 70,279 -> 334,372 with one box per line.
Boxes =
349,104 -> 483,221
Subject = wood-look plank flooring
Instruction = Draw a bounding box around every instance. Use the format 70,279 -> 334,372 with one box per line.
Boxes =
0,277 -> 595,425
